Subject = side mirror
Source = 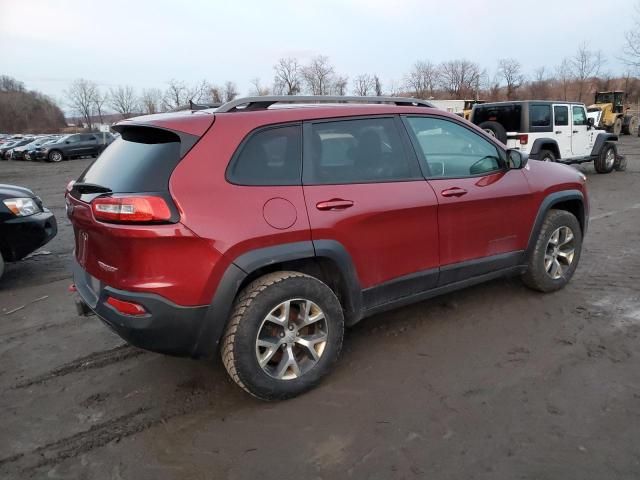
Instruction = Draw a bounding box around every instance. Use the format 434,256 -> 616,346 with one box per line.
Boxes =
587,117 -> 595,129
507,149 -> 528,169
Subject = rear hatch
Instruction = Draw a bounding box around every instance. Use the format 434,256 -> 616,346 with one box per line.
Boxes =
66,113 -> 214,303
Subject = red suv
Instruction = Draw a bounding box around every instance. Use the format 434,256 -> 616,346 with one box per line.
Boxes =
67,96 -> 588,400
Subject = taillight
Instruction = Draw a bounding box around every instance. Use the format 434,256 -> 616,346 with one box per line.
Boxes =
518,134 -> 529,145
106,296 -> 147,316
66,180 -> 75,193
92,195 -> 171,223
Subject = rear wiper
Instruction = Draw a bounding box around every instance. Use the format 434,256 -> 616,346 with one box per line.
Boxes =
73,182 -> 112,194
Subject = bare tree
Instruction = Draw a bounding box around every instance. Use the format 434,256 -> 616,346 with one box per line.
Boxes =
529,67 -> 551,99
209,85 -> 224,103
498,58 -> 524,100
140,88 -> 163,114
373,75 -> 383,96
439,60 -> 481,99
571,42 -> 604,102
555,58 -> 573,101
163,79 -> 191,110
191,79 -> 212,104
0,75 -> 26,92
109,85 -> 138,118
224,81 -> 238,102
623,2 -> 640,70
273,57 -> 301,95
353,74 -> 375,96
405,61 -> 439,98
333,76 -> 349,96
93,90 -> 108,125
249,77 -> 271,96
66,78 -> 98,129
302,55 -> 335,95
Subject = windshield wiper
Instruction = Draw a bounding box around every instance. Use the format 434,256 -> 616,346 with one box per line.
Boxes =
73,182 -> 112,194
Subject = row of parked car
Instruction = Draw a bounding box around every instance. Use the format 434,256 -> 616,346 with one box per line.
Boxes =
0,132 -> 116,162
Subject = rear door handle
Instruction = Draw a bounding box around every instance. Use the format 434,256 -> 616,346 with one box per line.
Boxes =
555,131 -> 562,134
441,187 -> 468,198
573,130 -> 579,133
316,199 -> 354,211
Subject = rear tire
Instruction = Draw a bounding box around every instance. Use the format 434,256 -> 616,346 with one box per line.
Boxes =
522,210 -> 582,293
594,143 -> 616,174
478,121 -> 507,144
221,271 -> 344,401
622,115 -> 638,136
538,149 -> 556,162
612,117 -> 622,136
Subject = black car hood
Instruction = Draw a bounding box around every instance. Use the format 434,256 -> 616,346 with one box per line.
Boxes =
0,184 -> 36,200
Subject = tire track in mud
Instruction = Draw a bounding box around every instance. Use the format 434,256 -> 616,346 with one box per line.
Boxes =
0,376 -> 225,476
11,344 -> 147,389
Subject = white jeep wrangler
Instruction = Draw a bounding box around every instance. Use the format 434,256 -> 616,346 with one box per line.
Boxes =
470,100 -> 625,173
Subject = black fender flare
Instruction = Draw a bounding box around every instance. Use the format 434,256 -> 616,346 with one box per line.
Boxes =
529,138 -> 560,160
191,240 -> 363,358
525,190 -> 587,259
590,133 -> 618,157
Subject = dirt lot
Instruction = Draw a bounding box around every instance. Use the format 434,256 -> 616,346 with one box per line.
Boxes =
1,138 -> 640,479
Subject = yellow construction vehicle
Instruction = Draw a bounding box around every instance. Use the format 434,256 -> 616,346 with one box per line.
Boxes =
462,100 -> 485,121
586,91 -> 638,136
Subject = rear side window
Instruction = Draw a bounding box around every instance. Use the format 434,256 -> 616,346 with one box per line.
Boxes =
554,106 -> 569,126
472,105 -> 522,132
530,105 -> 551,127
304,117 -> 417,184
227,124 -> 302,185
77,126 -> 186,193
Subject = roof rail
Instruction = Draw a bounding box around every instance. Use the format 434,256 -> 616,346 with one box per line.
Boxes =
215,95 -> 434,113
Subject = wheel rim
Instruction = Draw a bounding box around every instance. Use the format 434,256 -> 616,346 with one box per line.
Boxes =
255,298 -> 328,380
605,148 -> 615,169
51,152 -> 61,162
484,129 -> 496,137
544,226 -> 575,280
543,155 -> 553,162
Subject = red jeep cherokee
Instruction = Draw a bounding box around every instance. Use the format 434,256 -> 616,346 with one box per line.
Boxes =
67,96 -> 588,400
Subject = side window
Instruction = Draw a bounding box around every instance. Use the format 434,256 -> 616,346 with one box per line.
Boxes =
572,106 -> 587,126
554,106 -> 569,126
304,117 -> 417,184
405,116 -> 503,178
530,105 -> 551,127
227,124 -> 302,185
66,135 -> 81,144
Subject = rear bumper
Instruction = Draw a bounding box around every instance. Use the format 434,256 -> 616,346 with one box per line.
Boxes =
72,259 -> 209,356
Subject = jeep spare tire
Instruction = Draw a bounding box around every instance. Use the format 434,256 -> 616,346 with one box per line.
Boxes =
478,121 -> 507,144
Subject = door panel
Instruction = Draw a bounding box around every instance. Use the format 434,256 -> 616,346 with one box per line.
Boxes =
553,104 -> 571,158
571,105 -> 590,156
302,117 -> 439,290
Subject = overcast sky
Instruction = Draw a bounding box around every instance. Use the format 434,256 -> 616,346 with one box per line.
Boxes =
1,0 -> 637,108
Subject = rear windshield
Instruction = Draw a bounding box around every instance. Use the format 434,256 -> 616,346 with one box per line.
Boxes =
472,104 -> 522,132
77,127 -> 184,193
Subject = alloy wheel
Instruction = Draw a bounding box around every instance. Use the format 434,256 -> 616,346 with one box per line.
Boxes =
255,298 -> 328,380
544,226 -> 575,280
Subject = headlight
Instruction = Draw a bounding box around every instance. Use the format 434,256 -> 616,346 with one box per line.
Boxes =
3,198 -> 42,217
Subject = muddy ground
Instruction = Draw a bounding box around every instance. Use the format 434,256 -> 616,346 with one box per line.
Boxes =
1,138 -> 639,479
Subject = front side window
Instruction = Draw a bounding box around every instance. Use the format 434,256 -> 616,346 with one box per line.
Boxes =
405,116 -> 503,178
572,106 -> 587,126
66,135 -> 81,144
227,124 -> 302,185
554,106 -> 569,126
304,117 -> 416,184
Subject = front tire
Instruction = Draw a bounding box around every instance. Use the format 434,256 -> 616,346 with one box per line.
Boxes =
48,150 -> 63,162
221,271 -> 344,401
522,210 -> 582,293
594,143 -> 616,174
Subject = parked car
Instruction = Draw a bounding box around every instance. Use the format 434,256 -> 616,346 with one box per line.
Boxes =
23,138 -> 59,161
470,100 -> 625,173
1,138 -> 34,160
33,133 -> 115,162
10,136 -> 55,160
0,184 -> 58,280
67,95 -> 589,400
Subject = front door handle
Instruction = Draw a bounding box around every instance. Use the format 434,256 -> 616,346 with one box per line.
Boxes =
573,130 -> 579,133
441,187 -> 468,198
316,199 -> 354,211
555,131 -> 562,134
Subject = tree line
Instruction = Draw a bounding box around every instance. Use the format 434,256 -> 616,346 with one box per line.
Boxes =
0,76 -> 66,133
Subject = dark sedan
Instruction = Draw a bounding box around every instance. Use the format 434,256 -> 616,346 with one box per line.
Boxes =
10,137 -> 56,160
0,184 -> 57,280
0,138 -> 34,160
